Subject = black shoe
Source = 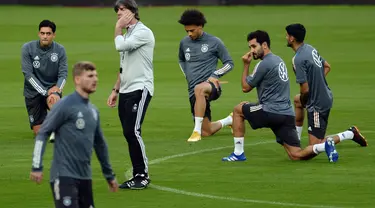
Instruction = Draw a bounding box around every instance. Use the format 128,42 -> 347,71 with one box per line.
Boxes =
119,174 -> 150,190
349,126 -> 368,147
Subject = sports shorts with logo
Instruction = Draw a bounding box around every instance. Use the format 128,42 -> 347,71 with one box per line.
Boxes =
307,109 -> 330,139
242,102 -> 300,147
50,177 -> 94,208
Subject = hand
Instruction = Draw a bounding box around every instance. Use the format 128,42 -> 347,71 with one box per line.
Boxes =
242,52 -> 252,65
116,10 -> 134,29
108,179 -> 119,192
30,171 -> 43,184
107,91 -> 118,108
47,94 -> 60,108
48,86 -> 61,96
207,77 -> 220,89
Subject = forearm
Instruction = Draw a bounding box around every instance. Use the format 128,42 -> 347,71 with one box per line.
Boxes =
324,66 -> 330,76
56,77 -> 66,91
31,137 -> 47,171
113,73 -> 121,90
24,73 -> 48,96
242,63 -> 250,90
95,143 -> 115,181
212,62 -> 233,78
300,91 -> 309,107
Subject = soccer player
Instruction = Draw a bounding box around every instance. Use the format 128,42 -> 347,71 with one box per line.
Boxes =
107,0 -> 154,190
22,20 -> 67,142
178,9 -> 234,142
222,30 -> 340,162
30,61 -> 118,208
285,23 -> 367,146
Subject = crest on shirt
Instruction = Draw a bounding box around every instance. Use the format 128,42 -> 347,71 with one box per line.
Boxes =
63,196 -> 72,206
29,115 -> 34,123
51,53 -> 58,62
33,56 -> 40,69
185,53 -> 191,61
76,111 -> 85,129
201,44 -> 209,53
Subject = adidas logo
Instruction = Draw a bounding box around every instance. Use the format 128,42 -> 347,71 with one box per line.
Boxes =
77,111 -> 83,118
186,48 -> 190,52
141,179 -> 149,186
236,141 -> 242,144
34,56 -> 40,60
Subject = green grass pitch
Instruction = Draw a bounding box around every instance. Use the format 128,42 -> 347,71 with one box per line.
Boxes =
0,5 -> 374,208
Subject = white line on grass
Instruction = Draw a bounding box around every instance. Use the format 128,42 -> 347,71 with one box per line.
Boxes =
124,141 -> 345,208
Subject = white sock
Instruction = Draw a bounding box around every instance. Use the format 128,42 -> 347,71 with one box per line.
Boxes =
338,131 -> 354,141
219,115 -> 233,127
296,126 -> 303,140
193,117 -> 203,134
234,137 -> 244,155
312,143 -> 325,154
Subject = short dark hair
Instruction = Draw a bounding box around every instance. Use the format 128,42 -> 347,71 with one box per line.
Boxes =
114,0 -> 140,20
285,23 -> 306,43
247,30 -> 271,48
39,20 -> 56,33
178,9 -> 207,27
73,61 -> 96,78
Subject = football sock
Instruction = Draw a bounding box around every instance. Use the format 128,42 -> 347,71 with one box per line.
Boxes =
313,143 -> 325,154
219,115 -> 233,127
338,131 -> 354,141
234,137 -> 244,155
193,117 -> 203,134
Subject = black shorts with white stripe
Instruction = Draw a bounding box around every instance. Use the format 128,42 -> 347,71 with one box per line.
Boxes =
118,88 -> 152,177
242,102 -> 300,147
307,109 -> 330,139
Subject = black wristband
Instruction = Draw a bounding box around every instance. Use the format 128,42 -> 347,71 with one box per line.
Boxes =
51,91 -> 62,98
119,67 -> 123,73
112,88 -> 119,93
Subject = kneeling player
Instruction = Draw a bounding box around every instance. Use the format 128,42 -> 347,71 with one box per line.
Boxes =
222,30 -> 340,162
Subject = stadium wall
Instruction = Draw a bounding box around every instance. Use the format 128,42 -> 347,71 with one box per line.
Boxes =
1,0 -> 375,6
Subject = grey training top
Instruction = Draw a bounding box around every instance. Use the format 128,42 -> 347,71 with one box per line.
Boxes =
178,32 -> 234,98
22,40 -> 68,98
246,53 -> 294,116
31,91 -> 115,182
293,43 -> 333,113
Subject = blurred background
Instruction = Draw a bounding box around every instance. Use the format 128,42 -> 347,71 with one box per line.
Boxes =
1,0 -> 375,6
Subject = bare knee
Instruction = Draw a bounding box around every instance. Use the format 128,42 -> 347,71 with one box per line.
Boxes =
194,83 -> 209,97
234,102 -> 247,115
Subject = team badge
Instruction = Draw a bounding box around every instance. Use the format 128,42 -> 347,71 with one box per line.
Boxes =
201,44 -> 209,53
76,111 -> 85,129
51,53 -> 58,62
29,115 -> 34,123
63,196 -> 72,206
185,53 -> 190,61
76,118 -> 85,129
132,103 -> 138,112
